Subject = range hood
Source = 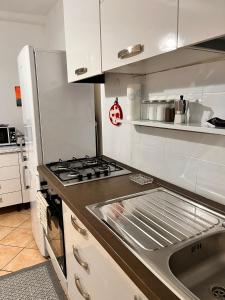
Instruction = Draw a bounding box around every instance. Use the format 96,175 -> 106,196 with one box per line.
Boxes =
192,36 -> 225,53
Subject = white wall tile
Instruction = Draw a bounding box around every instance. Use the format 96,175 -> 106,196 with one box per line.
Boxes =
196,160 -> 225,205
102,58 -> 225,206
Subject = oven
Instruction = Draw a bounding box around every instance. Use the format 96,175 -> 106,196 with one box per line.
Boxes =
38,189 -> 67,278
0,127 -> 16,146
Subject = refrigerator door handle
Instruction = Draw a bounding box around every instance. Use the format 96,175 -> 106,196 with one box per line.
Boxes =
22,166 -> 30,190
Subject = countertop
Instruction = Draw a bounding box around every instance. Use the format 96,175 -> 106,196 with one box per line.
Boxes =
38,158 -> 225,300
0,145 -> 22,154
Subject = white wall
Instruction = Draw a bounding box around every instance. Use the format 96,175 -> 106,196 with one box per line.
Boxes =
0,0 -> 65,133
102,59 -> 225,205
45,0 -> 65,51
0,17 -> 46,132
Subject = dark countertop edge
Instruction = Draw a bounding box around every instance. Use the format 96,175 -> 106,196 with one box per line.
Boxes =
37,157 -> 225,300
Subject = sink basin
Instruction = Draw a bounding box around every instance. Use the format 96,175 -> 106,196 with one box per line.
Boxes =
87,187 -> 225,300
169,232 -> 225,300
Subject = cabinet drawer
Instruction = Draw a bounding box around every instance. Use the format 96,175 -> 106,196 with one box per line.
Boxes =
0,178 -> 21,194
0,153 -> 18,167
0,166 -> 20,181
0,191 -> 22,208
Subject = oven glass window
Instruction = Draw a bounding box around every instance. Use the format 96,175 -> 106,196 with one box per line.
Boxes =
0,128 -> 8,144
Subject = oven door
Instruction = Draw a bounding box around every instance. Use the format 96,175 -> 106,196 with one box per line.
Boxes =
0,128 -> 9,145
46,203 -> 67,277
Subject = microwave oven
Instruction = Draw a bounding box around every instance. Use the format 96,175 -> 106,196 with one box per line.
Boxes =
0,127 -> 16,146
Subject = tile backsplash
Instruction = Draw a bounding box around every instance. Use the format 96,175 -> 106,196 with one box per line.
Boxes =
101,58 -> 225,205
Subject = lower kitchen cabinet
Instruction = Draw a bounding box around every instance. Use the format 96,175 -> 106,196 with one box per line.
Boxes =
63,202 -> 148,300
0,151 -> 28,207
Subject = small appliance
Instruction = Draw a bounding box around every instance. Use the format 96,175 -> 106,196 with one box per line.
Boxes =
0,126 -> 16,146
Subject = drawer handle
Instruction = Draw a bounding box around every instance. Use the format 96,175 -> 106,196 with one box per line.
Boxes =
22,166 -> 30,190
118,44 -> 144,59
73,246 -> 89,270
75,67 -> 88,76
74,275 -> 90,300
71,215 -> 87,236
0,197 -> 2,203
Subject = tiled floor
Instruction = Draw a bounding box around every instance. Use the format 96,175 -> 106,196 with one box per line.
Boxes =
0,207 -> 47,276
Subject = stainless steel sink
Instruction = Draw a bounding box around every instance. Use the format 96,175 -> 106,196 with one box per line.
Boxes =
87,187 -> 225,300
169,232 -> 225,300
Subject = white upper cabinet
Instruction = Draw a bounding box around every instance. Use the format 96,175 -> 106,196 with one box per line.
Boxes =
178,0 -> 225,47
63,0 -> 102,82
100,0 -> 178,71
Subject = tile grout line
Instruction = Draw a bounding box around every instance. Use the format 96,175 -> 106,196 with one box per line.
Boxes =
0,246 -> 25,272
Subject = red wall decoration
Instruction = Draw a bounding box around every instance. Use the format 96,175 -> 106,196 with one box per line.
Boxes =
109,97 -> 123,126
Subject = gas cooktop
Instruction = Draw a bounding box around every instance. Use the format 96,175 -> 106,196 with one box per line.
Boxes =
46,156 -> 131,186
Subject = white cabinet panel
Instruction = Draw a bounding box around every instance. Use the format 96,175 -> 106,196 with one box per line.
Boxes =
178,0 -> 225,47
0,191 -> 22,208
0,153 -> 18,167
63,0 -> 102,82
101,0 -> 178,71
63,203 -> 148,300
0,166 -> 20,181
0,178 -> 21,194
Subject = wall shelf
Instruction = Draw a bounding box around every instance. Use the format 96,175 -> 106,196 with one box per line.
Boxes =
132,120 -> 225,136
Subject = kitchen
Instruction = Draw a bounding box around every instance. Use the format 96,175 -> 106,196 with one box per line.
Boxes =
1,0 -> 225,299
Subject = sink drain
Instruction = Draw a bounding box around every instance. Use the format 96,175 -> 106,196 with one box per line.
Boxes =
211,286 -> 225,298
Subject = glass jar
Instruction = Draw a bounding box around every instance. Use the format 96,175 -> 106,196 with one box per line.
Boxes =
165,100 -> 175,122
141,100 -> 150,120
148,100 -> 157,121
156,100 -> 166,121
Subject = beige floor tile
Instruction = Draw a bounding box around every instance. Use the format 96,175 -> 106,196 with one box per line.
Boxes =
0,226 -> 14,240
25,239 -> 38,250
0,245 -> 22,269
0,211 -> 30,228
0,228 -> 33,248
0,270 -> 11,276
18,218 -> 32,230
4,248 -> 47,272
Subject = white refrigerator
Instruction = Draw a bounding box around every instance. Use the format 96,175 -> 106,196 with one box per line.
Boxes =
17,46 -> 96,256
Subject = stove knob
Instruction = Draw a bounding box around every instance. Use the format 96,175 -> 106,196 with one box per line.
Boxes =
87,173 -> 92,179
104,170 -> 109,176
95,171 -> 101,178
78,174 -> 83,181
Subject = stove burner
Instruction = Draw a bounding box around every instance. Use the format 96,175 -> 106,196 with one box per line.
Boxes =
46,156 -> 131,186
67,172 -> 79,178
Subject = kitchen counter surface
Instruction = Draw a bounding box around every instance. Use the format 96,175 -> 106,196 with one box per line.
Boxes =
0,145 -> 22,154
38,158 -> 225,300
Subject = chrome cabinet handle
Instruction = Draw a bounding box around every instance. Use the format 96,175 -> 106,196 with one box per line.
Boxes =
74,275 -> 90,300
71,215 -> 87,236
75,67 -> 88,76
19,139 -> 27,162
73,246 -> 89,270
0,197 -> 3,203
22,166 -> 30,190
118,44 -> 144,59
134,296 -> 142,300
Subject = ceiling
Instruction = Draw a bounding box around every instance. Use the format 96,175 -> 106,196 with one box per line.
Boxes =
0,0 -> 58,15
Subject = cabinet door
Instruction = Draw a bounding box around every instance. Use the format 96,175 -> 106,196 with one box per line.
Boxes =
178,0 -> 225,47
101,0 -> 178,71
0,153 -> 18,167
0,191 -> 22,208
63,203 -> 148,300
0,166 -> 20,181
63,0 -> 102,82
